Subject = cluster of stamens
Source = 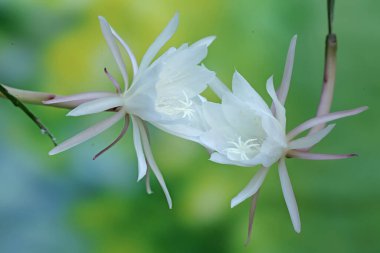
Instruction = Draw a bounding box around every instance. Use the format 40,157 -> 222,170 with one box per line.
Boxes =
224,137 -> 261,161
156,91 -> 195,120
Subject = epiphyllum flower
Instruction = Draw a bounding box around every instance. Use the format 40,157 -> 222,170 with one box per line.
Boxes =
45,14 -> 215,208
201,36 -> 367,233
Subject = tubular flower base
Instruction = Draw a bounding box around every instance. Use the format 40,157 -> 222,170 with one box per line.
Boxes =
201,35 -> 367,234
45,13 -> 215,208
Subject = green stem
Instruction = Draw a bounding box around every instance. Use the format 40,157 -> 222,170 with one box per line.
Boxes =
0,84 -> 57,146
309,0 -> 337,134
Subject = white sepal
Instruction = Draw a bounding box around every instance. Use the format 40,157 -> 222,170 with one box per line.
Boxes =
231,166 -> 270,208
131,115 -> 148,181
278,158 -> 301,233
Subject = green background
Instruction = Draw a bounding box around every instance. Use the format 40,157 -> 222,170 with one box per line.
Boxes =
0,0 -> 378,252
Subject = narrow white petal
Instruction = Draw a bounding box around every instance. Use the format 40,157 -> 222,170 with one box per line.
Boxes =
232,71 -> 271,113
145,167 -> 153,194
67,96 -> 123,116
152,122 -> 203,144
287,150 -> 356,160
202,101 -> 226,129
137,118 -> 172,208
289,124 -> 335,150
190,36 -> 216,48
99,16 -> 129,88
43,92 -> 115,104
131,115 -> 147,181
278,158 -> 301,233
138,13 -> 179,73
210,152 -> 251,167
231,167 -> 270,208
49,111 -> 124,155
111,27 -> 139,76
287,106 -> 368,140
208,77 -> 231,99
277,35 -> 297,105
267,76 -> 286,129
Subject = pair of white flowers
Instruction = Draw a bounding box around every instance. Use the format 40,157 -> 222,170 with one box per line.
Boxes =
45,14 -> 366,233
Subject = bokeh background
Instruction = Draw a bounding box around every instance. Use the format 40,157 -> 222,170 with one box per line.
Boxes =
0,0 -> 378,252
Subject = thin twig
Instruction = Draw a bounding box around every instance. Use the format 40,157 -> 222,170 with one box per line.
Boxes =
0,84 -> 57,146
309,0 -> 337,134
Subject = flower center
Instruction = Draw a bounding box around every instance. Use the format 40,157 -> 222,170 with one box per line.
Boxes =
156,91 -> 195,120
224,137 -> 261,161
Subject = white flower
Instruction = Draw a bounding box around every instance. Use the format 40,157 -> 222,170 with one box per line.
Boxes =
201,72 -> 287,168
44,13 -> 215,208
200,35 -> 367,233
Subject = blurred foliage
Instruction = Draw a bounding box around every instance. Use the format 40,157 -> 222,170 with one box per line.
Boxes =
0,0 -> 379,252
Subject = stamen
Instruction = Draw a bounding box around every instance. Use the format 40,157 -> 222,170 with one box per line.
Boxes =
224,137 -> 261,161
104,67 -> 122,94
93,114 -> 129,160
156,91 -> 196,120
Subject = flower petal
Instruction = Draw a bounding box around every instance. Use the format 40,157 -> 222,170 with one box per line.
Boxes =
267,76 -> 286,129
278,158 -> 301,233
138,13 -> 179,73
287,150 -> 357,160
153,38 -> 215,99
208,77 -> 230,99
277,35 -> 297,105
99,16 -> 129,88
209,152 -> 250,167
287,106 -> 368,140
111,27 -> 139,76
131,115 -> 148,181
232,71 -> 271,113
191,36 -> 216,48
231,166 -> 270,208
145,167 -> 153,194
43,92 -> 115,104
288,124 -> 335,150
67,96 -> 123,116
221,93 -> 268,139
137,118 -> 172,208
49,111 -> 124,155
124,63 -> 162,122
158,64 -> 213,99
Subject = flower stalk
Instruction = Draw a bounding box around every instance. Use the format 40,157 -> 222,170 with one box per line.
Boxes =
0,83 -> 57,146
310,0 -> 337,134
